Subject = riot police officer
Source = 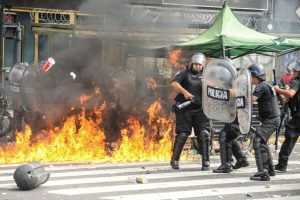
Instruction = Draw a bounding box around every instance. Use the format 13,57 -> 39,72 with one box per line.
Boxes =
248,64 -> 280,181
273,61 -> 300,172
170,53 -> 210,170
213,118 -> 249,173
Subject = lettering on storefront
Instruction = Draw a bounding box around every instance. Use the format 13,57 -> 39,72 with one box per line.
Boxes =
183,13 -> 214,24
162,0 -> 268,11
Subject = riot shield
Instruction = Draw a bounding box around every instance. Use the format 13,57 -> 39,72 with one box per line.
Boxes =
8,63 -> 28,110
234,68 -> 252,134
202,59 -> 237,122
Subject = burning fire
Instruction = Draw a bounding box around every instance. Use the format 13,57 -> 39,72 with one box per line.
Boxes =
168,48 -> 182,66
0,90 -> 173,164
79,94 -> 93,104
146,77 -> 158,91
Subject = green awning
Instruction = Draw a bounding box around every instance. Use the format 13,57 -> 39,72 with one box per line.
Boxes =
175,2 -> 300,58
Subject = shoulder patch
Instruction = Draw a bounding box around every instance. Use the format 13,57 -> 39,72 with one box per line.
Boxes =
255,84 -> 263,92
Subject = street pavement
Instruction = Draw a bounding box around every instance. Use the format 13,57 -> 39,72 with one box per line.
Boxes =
0,144 -> 300,200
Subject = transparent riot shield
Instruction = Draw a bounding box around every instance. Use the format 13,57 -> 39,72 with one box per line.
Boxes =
234,68 -> 252,134
202,58 -> 237,123
8,63 -> 28,110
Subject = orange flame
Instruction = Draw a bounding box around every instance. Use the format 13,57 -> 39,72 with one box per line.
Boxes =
146,77 -> 157,91
147,100 -> 161,125
95,87 -> 101,95
168,49 -> 182,66
79,94 -> 93,105
112,101 -> 173,162
0,98 -> 173,163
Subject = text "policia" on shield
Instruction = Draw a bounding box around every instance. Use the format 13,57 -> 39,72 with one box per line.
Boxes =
207,86 -> 230,101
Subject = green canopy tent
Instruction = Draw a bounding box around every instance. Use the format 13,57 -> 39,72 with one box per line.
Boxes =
175,2 -> 300,59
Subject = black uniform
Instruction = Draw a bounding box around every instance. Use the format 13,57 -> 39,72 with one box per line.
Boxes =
277,78 -> 300,171
171,68 -> 210,170
213,118 -> 249,173
251,82 -> 280,181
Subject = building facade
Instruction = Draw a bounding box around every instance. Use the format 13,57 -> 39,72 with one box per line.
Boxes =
0,0 -> 299,87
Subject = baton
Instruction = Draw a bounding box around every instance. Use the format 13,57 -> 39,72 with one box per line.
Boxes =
275,103 -> 288,152
209,119 -> 214,154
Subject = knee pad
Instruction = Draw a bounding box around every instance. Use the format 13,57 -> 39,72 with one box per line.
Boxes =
285,128 -> 298,140
260,144 -> 268,154
253,136 -> 262,150
260,144 -> 269,163
219,130 -> 227,143
199,130 -> 210,141
176,132 -> 189,141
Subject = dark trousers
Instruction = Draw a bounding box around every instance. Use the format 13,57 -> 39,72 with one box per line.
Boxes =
278,117 -> 300,168
175,108 -> 210,135
254,117 -> 280,173
256,117 -> 280,143
223,123 -> 240,141
222,124 -> 245,161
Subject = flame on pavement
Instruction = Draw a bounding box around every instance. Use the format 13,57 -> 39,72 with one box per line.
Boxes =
0,89 -> 173,164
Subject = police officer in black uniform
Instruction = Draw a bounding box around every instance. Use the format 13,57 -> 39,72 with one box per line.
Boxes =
273,62 -> 300,172
248,64 -> 280,181
170,53 -> 210,170
213,118 -> 249,173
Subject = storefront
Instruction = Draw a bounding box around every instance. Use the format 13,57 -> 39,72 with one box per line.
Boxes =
0,0 -> 299,85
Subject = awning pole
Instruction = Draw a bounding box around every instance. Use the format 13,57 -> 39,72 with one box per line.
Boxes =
222,45 -> 226,58
222,36 -> 226,58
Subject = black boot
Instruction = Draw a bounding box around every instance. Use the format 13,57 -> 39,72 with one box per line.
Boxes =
261,144 -> 272,178
170,133 -> 189,169
225,142 -> 233,172
198,130 -> 210,171
250,172 -> 270,181
233,158 -> 249,169
268,166 -> 276,176
259,145 -> 275,176
213,131 -> 232,173
232,139 -> 249,169
275,163 -> 287,172
266,145 -> 275,176
250,137 -> 270,181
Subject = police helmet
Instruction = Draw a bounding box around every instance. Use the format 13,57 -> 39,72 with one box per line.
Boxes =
291,61 -> 300,72
248,64 -> 265,80
190,53 -> 206,66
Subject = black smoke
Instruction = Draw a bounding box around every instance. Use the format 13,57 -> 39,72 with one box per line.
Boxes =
24,0 -> 175,142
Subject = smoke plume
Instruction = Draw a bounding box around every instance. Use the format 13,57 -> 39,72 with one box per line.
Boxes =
27,0 -> 177,141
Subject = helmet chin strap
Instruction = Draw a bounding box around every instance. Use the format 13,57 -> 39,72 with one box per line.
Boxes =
190,66 -> 197,74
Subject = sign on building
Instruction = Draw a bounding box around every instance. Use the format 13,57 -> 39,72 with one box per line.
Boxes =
162,0 -> 268,11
